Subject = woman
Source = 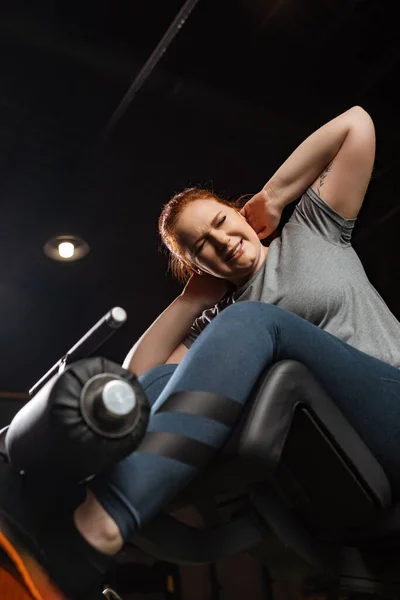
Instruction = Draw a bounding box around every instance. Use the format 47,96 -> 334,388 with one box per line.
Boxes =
1,106 -> 400,599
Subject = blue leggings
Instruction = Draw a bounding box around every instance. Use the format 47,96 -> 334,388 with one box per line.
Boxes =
89,302 -> 400,540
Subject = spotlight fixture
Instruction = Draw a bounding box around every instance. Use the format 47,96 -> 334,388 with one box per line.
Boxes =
43,234 -> 90,262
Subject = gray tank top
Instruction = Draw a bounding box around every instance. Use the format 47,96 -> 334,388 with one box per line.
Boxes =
183,187 -> 400,369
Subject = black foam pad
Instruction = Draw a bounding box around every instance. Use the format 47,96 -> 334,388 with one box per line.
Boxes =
4,357 -> 150,482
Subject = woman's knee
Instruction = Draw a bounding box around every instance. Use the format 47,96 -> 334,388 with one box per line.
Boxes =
216,301 -> 285,327
201,302 -> 287,350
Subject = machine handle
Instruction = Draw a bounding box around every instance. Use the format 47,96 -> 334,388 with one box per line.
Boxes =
29,307 -> 127,396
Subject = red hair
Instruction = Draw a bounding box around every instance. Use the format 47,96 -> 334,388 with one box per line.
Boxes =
158,187 -> 248,284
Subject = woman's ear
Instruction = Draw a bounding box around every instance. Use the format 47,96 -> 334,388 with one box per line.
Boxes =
183,258 -> 202,276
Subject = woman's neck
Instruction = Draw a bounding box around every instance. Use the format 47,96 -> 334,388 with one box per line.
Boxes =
229,244 -> 269,289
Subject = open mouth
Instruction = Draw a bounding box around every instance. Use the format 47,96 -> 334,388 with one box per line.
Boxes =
226,240 -> 243,262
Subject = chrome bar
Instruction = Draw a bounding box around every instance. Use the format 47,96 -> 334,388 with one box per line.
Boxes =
103,588 -> 124,600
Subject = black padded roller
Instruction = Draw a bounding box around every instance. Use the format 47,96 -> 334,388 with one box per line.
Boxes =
4,357 -> 150,482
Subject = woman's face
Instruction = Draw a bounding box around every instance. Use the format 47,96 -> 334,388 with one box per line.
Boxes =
174,198 -> 269,287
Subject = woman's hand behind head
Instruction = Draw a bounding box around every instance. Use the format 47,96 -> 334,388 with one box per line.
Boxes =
240,189 -> 283,240
181,273 -> 229,311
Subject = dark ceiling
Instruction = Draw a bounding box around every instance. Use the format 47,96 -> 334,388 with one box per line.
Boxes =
0,0 -> 399,402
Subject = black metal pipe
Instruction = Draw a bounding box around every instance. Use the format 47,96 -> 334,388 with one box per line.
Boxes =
29,307 -> 127,396
99,0 -> 202,143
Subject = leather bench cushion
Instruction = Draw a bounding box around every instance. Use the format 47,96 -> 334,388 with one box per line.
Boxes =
238,360 -> 391,509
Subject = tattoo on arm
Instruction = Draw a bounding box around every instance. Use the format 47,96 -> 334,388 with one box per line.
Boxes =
317,162 -> 332,195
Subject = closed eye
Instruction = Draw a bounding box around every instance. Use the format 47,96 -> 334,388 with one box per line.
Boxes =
196,216 -> 226,254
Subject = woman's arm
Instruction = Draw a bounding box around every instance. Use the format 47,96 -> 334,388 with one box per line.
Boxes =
165,342 -> 189,364
123,295 -> 203,376
124,274 -> 228,376
265,106 -> 376,219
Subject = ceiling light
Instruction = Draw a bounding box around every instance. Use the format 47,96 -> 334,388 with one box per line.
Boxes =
44,234 -> 90,262
58,241 -> 75,258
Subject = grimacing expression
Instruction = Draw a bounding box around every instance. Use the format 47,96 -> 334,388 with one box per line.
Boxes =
174,198 -> 268,285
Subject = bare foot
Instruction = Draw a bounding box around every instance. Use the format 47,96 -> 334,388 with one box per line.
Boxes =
73,489 -> 124,556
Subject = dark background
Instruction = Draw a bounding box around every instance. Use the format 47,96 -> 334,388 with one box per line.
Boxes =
0,0 -> 399,398
0,1 -> 399,597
